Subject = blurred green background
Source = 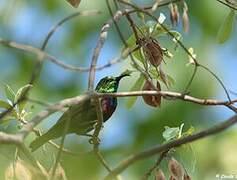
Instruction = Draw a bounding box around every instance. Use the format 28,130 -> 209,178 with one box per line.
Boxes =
0,0 -> 237,179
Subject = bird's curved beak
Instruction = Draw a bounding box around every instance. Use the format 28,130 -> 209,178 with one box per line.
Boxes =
116,73 -> 130,82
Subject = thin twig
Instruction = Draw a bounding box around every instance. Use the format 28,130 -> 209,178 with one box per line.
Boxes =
41,10 -> 101,50
95,151 -> 112,172
142,149 -> 169,179
216,0 -> 237,10
18,90 -> 237,138
88,10 -> 123,90
96,91 -> 237,106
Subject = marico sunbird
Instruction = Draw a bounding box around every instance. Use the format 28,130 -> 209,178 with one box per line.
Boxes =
30,73 -> 129,151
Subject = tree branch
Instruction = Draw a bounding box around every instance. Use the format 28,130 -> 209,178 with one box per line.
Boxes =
88,10 -> 123,90
104,114 -> 237,179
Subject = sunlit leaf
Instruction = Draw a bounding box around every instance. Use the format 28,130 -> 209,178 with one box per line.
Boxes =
162,126 -> 180,141
4,85 -> 15,103
158,13 -> 166,24
136,12 -> 145,22
125,35 -> 147,68
126,75 -> 145,109
178,123 -> 184,138
166,74 -> 175,87
182,126 -> 195,136
15,84 -> 33,112
163,48 -> 174,58
0,100 -> 12,109
217,9 -> 235,44
186,47 -> 196,66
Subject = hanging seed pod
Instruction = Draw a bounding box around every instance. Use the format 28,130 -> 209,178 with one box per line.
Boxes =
183,173 -> 192,180
170,176 -> 176,180
182,2 -> 189,33
66,0 -> 81,8
143,39 -> 164,67
168,158 -> 184,180
169,3 -> 179,26
156,169 -> 166,180
142,80 -> 161,107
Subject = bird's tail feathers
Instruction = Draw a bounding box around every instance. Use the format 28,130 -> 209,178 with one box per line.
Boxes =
30,134 -> 51,152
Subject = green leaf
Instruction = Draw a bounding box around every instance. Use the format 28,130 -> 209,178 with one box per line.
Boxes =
4,85 -> 15,103
149,68 -> 175,87
217,9 -> 235,44
14,84 -> 33,112
182,126 -> 195,137
166,75 -> 175,87
126,75 -> 145,109
136,12 -> 145,22
15,84 -> 32,102
0,116 -> 13,126
178,123 -> 184,138
0,100 -> 12,109
162,126 -> 180,141
0,108 -> 18,125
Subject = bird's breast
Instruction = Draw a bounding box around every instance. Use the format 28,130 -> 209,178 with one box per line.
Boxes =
101,97 -> 117,121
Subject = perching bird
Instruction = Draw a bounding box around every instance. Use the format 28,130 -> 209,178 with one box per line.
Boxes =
30,73 -> 129,152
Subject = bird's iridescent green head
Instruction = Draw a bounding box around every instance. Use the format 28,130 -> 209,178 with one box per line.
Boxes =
95,73 -> 129,93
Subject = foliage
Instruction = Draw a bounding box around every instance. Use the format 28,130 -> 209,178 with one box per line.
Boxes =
0,0 -> 236,180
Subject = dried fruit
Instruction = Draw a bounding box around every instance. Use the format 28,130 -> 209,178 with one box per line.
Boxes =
168,158 -> 184,180
66,0 -> 81,8
182,2 -> 189,33
184,173 -> 192,180
170,176 -> 176,180
169,3 -> 179,26
142,80 -> 161,107
142,38 -> 163,67
156,169 -> 166,180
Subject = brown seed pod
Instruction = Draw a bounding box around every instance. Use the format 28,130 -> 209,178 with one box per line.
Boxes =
66,0 -> 81,8
184,173 -> 192,180
169,176 -> 176,180
156,169 -> 166,180
168,158 -> 184,180
182,2 -> 189,33
169,3 -> 179,26
143,39 -> 163,67
142,80 -> 161,107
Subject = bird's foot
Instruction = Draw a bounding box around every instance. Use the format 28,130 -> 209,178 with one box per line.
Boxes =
89,136 -> 101,145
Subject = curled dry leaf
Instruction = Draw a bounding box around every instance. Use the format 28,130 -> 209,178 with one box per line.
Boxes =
169,176 -> 176,180
183,173 -> 192,180
50,163 -> 68,180
66,0 -> 81,8
5,159 -> 48,180
5,161 -> 32,180
156,169 -> 166,180
143,39 -> 164,67
182,2 -> 189,33
168,158 -> 184,180
142,80 -> 161,107
169,3 -> 179,26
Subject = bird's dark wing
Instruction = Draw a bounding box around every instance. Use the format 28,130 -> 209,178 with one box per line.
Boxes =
30,99 -> 97,151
